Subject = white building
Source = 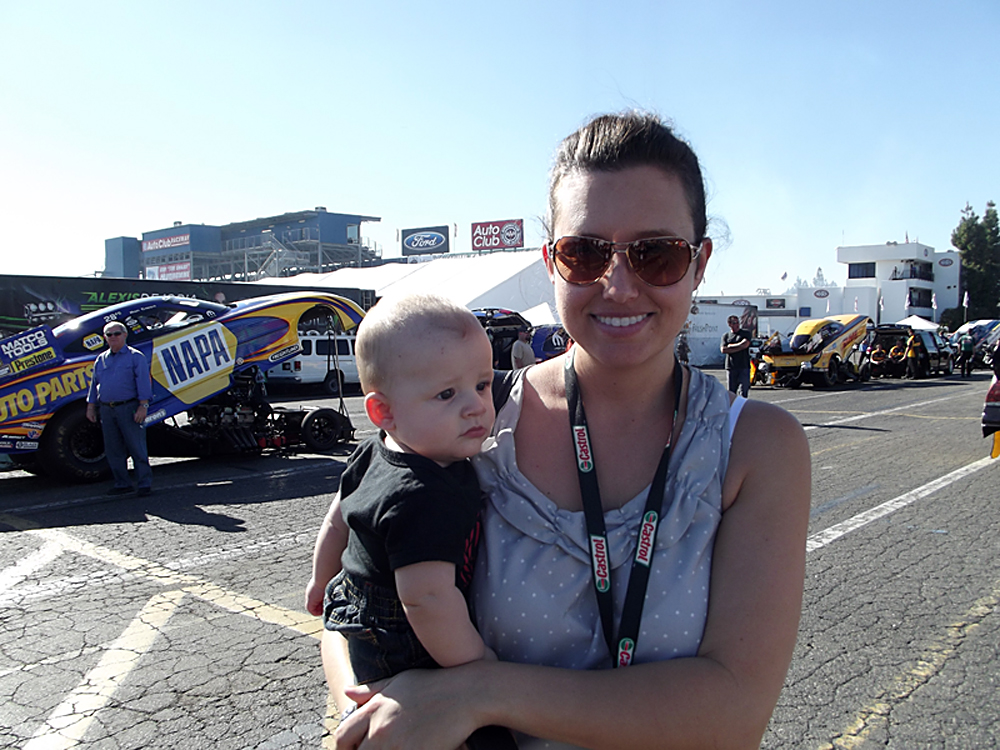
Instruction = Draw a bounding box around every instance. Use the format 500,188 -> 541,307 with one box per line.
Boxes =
837,241 -> 960,325
697,241 -> 961,336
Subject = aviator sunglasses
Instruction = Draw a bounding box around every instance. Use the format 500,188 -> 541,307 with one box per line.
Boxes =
549,235 -> 702,288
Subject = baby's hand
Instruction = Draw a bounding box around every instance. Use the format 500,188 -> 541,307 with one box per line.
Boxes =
304,578 -> 325,617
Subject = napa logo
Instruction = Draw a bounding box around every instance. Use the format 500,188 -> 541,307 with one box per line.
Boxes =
150,323 -> 238,404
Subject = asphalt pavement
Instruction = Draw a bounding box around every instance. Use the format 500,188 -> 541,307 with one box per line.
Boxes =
1,371 -> 998,749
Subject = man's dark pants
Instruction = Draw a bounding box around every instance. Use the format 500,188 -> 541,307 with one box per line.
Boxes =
727,367 -> 751,398
100,401 -> 152,490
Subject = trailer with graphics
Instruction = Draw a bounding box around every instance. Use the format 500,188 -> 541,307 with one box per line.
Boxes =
0,291 -> 365,482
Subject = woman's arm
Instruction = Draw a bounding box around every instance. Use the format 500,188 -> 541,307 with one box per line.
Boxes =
305,492 -> 350,616
338,401 -> 810,749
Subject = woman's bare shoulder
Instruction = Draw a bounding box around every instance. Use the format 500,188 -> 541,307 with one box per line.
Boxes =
722,399 -> 810,511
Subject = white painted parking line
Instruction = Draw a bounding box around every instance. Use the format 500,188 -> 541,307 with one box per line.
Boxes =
807,456 -> 997,552
0,539 -> 63,592
24,589 -> 185,750
802,394 -> 961,431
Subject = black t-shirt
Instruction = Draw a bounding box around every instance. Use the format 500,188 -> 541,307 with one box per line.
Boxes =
721,328 -> 752,370
339,435 -> 484,591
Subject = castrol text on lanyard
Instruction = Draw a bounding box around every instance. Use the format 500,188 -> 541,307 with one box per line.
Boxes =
564,350 -> 682,668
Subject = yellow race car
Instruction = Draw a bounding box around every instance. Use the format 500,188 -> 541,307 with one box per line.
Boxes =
762,314 -> 872,388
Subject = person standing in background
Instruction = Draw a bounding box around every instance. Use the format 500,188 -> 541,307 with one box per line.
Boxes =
511,326 -> 537,370
720,314 -> 752,396
85,321 -> 153,496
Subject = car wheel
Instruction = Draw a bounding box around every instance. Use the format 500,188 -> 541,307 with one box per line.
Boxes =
323,370 -> 343,396
300,408 -> 351,451
815,357 -> 839,388
39,403 -> 110,483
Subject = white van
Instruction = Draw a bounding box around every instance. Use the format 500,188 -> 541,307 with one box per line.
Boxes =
266,331 -> 359,394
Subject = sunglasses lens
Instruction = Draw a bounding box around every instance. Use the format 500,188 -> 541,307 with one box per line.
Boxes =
630,238 -> 691,287
553,237 -> 610,284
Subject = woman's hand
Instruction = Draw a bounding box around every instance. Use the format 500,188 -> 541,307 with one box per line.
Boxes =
335,669 -> 480,750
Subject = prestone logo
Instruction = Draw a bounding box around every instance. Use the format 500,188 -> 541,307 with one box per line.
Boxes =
573,425 -> 593,471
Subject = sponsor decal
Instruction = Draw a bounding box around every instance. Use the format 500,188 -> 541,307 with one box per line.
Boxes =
635,511 -> 658,566
15,440 -> 39,450
84,334 -> 105,351
0,440 -> 12,450
0,364 -> 93,422
573,425 -> 593,471
938,258 -> 954,267
766,298 -> 786,309
814,289 -> 830,298
268,343 -> 302,363
150,323 -> 238,405
145,408 -> 166,425
8,348 -> 57,375
590,535 -> 610,592
617,638 -> 635,667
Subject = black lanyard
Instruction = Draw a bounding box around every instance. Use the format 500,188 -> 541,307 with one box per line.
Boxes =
564,350 -> 682,667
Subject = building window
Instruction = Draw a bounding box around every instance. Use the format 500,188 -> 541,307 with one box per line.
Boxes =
908,288 -> 932,308
347,224 -> 359,244
848,262 -> 876,279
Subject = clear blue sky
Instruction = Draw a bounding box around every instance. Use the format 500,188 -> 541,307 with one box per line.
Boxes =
2,1 -> 997,296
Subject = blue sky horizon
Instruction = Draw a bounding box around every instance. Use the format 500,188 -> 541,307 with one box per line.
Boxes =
2,1 -> 997,297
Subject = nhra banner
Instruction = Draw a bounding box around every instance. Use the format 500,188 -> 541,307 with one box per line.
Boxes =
0,326 -> 64,380
471,219 -> 523,251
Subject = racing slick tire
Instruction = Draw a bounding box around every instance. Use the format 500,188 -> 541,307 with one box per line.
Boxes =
39,402 -> 110,483
322,370 -> 344,396
815,357 -> 839,388
300,408 -> 350,452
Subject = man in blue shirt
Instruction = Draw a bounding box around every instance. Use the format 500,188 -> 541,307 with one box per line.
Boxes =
85,321 -> 153,496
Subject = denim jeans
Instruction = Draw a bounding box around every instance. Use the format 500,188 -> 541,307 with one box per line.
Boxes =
323,571 -> 436,684
727,366 -> 751,398
100,401 -> 152,489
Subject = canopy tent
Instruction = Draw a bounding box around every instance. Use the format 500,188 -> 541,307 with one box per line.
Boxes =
258,249 -> 558,325
895,315 -> 938,331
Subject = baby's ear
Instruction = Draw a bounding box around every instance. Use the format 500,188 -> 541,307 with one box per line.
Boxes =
364,392 -> 393,430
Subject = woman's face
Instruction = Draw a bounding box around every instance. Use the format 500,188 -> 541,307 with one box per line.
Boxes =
545,165 -> 711,371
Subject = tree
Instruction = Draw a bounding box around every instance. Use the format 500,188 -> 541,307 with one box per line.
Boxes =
952,202 -> 1000,320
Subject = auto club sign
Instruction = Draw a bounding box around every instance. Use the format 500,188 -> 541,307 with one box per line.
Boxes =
471,219 -> 523,251
401,226 -> 450,256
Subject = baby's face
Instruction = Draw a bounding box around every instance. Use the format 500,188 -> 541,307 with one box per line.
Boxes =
383,328 -> 495,466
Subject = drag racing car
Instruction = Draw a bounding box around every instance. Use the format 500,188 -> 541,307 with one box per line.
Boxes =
761,314 -> 872,388
0,291 -> 365,482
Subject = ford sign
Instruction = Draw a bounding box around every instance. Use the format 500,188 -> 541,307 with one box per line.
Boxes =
403,232 -> 446,253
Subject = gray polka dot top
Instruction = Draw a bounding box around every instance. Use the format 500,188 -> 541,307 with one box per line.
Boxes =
471,367 -> 736,749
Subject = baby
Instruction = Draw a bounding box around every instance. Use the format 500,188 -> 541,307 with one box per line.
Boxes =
305,292 -> 515,748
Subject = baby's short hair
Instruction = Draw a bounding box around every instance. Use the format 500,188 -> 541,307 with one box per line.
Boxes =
355,293 -> 482,392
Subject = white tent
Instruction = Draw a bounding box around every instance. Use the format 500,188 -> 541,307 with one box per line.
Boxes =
895,315 -> 938,331
259,249 -> 558,325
